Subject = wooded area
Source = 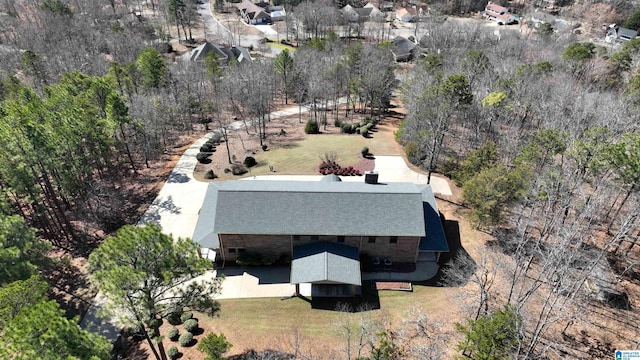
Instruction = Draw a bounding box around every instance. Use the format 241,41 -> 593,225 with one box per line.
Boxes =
0,0 -> 639,358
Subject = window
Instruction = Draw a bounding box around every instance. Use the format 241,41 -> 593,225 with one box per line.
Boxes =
390,236 -> 398,244
238,248 -> 246,253
229,248 -> 237,253
337,236 -> 345,243
229,247 -> 246,253
368,236 -> 376,244
293,235 -> 300,241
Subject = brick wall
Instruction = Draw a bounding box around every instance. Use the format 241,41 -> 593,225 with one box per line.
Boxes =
220,234 -> 420,263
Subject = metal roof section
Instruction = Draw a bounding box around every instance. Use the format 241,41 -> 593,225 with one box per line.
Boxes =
419,185 -> 449,252
211,180 -> 427,237
291,242 -> 361,286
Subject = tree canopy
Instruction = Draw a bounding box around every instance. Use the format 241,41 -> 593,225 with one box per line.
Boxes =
88,224 -> 223,360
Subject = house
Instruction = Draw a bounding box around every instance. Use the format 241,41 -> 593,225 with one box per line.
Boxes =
606,25 -> 638,42
192,175 -> 449,295
189,42 -> 252,65
268,5 -> 286,21
236,0 -> 271,24
391,36 -> 417,62
342,4 -> 384,23
396,8 -> 415,22
483,2 -> 517,25
341,5 -> 361,22
363,3 -> 385,21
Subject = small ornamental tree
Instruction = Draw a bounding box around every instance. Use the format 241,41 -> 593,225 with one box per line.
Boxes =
197,333 -> 232,360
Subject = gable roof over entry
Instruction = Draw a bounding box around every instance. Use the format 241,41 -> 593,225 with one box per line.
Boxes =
291,242 -> 361,286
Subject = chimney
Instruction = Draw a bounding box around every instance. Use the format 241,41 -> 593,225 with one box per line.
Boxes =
365,171 -> 379,184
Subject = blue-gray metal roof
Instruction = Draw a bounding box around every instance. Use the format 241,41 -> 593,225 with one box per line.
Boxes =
205,180 -> 427,237
419,186 -> 449,252
291,242 -> 361,285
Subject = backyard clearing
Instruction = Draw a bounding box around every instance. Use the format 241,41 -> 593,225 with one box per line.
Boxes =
193,106 -> 406,181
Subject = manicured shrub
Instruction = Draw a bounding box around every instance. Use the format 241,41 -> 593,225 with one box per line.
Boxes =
126,323 -> 145,341
184,318 -> 199,333
304,119 -> 320,134
167,345 -> 180,359
361,146 -> 369,156
167,308 -> 183,325
179,332 -> 194,347
181,311 -> 193,323
262,144 -> 268,151
200,143 -> 215,152
334,118 -> 342,127
243,156 -> 257,168
204,169 -> 217,179
223,168 -> 231,173
360,126 -> 369,137
167,327 -> 180,341
231,164 -> 248,175
196,152 -> 210,163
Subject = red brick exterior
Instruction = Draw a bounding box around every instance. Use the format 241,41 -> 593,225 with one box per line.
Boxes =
219,234 -> 420,263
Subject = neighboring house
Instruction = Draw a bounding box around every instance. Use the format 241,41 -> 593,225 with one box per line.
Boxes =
483,2 -> 517,25
190,42 -> 252,65
237,0 -> 271,24
363,3 -> 385,21
606,25 -> 638,42
193,175 -> 449,296
268,5 -> 286,21
391,36 -> 417,62
396,7 -> 415,22
341,5 -> 360,22
341,4 -> 383,23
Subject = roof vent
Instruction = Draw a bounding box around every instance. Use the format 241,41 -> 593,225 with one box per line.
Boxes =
365,171 -> 378,184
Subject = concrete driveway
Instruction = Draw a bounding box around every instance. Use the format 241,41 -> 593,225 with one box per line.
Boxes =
244,156 -> 452,195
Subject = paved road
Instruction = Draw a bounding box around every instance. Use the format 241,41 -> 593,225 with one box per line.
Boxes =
198,0 -> 265,48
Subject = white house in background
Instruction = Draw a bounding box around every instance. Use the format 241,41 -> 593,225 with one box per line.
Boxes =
606,24 -> 638,42
483,2 -> 517,25
364,3 -> 385,20
396,7 -> 415,22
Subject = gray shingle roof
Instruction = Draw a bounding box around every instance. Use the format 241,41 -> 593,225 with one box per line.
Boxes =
290,242 -> 361,285
192,184 -> 220,248
200,180 -> 427,237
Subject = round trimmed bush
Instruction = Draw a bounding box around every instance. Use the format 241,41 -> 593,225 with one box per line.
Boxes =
167,345 -> 179,359
361,146 -> 369,156
304,119 -> 320,134
167,310 -> 182,325
204,169 -> 216,179
196,152 -> 210,163
360,126 -> 369,137
231,164 -> 248,175
243,156 -> 257,168
200,143 -> 215,152
183,318 -> 199,333
179,332 -> 194,347
167,327 -> 179,341
180,311 -> 193,323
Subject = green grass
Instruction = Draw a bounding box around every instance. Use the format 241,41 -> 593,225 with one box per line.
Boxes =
222,125 -> 401,179
266,40 -> 296,52
200,286 -> 454,352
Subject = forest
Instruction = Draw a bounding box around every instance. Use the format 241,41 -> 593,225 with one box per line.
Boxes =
0,0 -> 639,358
